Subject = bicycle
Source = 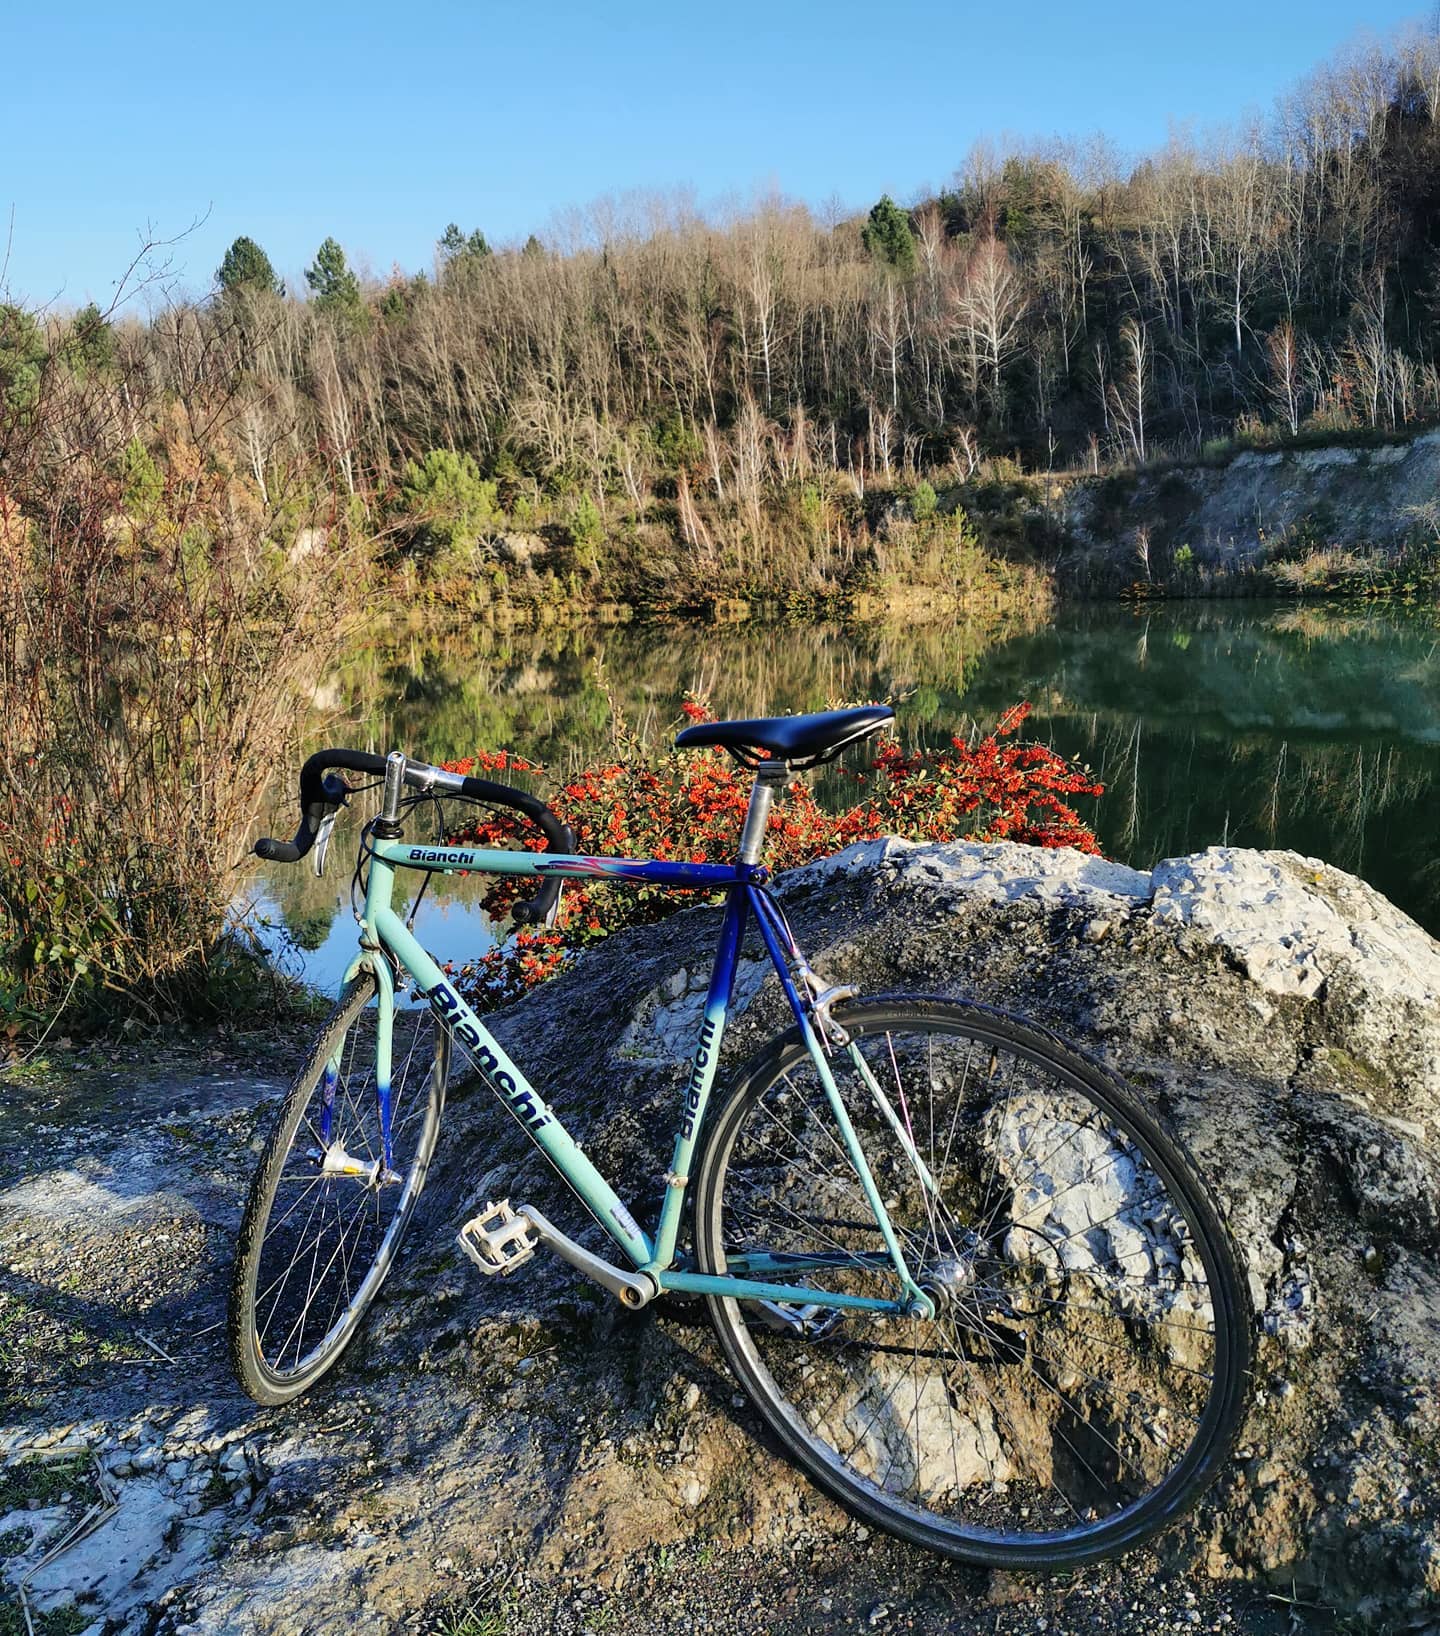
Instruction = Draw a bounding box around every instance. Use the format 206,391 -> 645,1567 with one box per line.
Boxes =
229,706 -> 1252,1569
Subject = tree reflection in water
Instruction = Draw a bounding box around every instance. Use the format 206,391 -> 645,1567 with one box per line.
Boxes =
249,601 -> 1440,986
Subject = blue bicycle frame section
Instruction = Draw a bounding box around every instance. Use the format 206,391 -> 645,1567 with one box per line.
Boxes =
357,838 -> 933,1318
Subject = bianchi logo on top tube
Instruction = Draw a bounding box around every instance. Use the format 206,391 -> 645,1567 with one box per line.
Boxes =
408,846 -> 476,865
427,981 -> 552,1132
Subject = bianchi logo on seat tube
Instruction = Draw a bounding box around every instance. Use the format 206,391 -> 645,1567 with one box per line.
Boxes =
427,981 -> 552,1132
679,1016 -> 717,1141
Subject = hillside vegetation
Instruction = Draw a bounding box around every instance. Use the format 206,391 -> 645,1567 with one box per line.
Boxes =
3,29 -> 1440,612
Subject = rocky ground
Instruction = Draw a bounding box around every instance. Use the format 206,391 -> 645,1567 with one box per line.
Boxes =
4,839 -> 1440,1635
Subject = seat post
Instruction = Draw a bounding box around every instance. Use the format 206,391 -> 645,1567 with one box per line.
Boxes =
736,763 -> 789,865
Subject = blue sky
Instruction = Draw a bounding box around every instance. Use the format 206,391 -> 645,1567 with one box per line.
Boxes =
2,1 -> 1427,310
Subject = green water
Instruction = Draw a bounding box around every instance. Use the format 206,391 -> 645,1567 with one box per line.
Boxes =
250,601 -> 1440,991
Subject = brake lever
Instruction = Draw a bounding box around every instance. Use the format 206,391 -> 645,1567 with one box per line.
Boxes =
313,808 -> 340,878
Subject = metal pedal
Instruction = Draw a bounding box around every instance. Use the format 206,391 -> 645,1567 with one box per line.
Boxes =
457,1199 -> 539,1277
757,1299 -> 845,1338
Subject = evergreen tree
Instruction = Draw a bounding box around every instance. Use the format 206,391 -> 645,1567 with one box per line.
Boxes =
59,302 -> 116,377
862,195 -> 917,275
216,236 -> 284,296
522,234 -> 544,259
0,304 -> 47,414
438,223 -> 492,290
305,238 -> 362,314
439,223 -> 491,263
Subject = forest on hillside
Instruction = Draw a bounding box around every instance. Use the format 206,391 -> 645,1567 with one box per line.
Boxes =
3,23 -> 1440,601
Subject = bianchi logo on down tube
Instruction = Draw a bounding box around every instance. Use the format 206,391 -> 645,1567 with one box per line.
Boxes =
427,981 -> 551,1132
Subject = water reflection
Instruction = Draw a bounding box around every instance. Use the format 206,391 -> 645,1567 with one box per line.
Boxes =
247,602 -> 1440,991
957,603 -> 1440,931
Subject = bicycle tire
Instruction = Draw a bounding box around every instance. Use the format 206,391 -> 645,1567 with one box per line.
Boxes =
693,996 -> 1251,1568
229,971 -> 448,1404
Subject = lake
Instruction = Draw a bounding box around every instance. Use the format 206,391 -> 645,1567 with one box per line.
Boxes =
248,601 -> 1440,993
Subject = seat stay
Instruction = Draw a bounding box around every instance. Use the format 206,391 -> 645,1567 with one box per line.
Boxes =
746,887 -> 936,1319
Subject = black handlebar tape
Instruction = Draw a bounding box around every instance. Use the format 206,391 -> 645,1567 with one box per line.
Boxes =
253,833 -> 306,864
447,772 -> 574,923
298,750 -> 388,807
254,759 -> 369,862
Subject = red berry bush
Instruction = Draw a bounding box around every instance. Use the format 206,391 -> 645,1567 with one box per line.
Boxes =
440,701 -> 1103,1010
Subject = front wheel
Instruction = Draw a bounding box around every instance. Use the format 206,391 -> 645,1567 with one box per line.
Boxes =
229,971 -> 448,1404
693,998 -> 1251,1569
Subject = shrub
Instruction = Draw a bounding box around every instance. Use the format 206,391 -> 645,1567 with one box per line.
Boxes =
571,492 -> 604,571
397,449 -> 499,559
440,700 -> 1102,1010
120,438 -> 164,518
0,300 -> 347,1035
909,479 -> 938,522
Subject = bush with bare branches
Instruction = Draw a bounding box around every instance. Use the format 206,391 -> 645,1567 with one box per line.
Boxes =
0,299 -> 349,1034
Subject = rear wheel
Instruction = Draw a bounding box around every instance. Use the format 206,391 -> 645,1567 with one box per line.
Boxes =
694,998 -> 1251,1568
229,972 -> 448,1404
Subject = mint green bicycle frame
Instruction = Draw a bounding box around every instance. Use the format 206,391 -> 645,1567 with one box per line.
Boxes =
348,836 -> 936,1318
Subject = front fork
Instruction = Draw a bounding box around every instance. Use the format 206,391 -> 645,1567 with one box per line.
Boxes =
318,944 -> 399,1176
747,886 -> 938,1321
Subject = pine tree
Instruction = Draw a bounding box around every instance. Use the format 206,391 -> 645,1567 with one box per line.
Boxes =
862,196 -> 917,275
216,236 -> 283,296
59,303 -> 115,377
440,223 -> 491,263
0,304 -> 46,414
305,238 -> 362,314
438,224 -> 492,289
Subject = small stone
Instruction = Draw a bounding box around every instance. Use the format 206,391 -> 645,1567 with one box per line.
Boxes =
165,1459 -> 190,1481
681,1478 -> 702,1508
681,1384 -> 701,1413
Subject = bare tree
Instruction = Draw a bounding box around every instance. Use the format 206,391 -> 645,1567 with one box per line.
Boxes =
1265,320 -> 1303,435
1107,318 -> 1151,463
955,237 -> 1029,413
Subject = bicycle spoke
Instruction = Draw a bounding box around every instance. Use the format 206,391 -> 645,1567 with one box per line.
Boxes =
241,978 -> 446,1387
